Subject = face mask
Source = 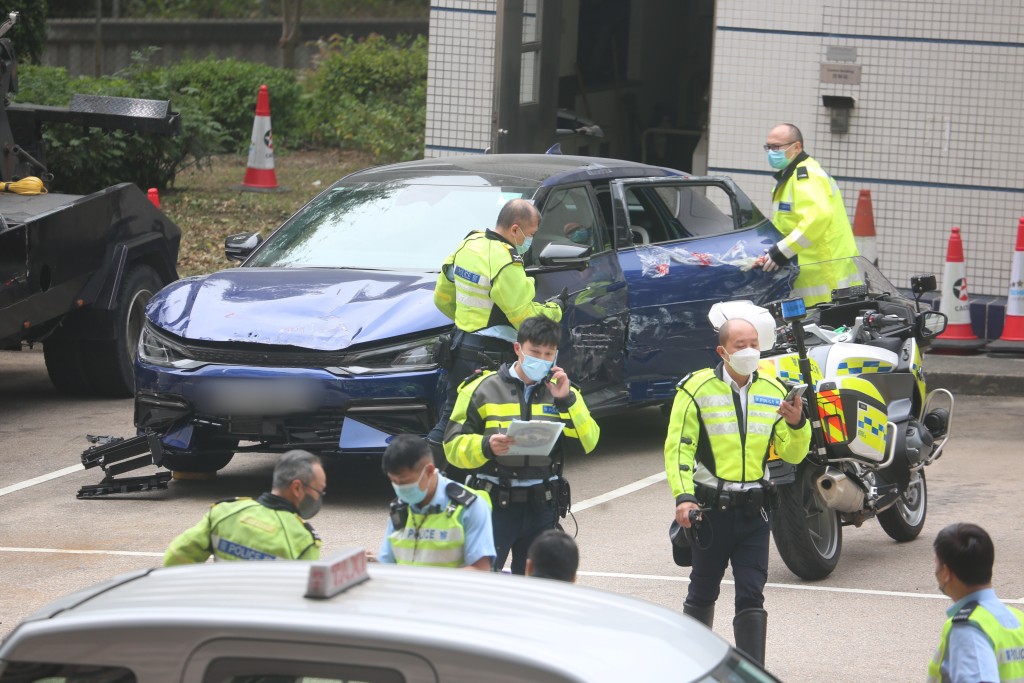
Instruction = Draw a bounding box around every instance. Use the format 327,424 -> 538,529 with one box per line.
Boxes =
767,149 -> 790,170
725,347 -> 761,376
392,466 -> 430,506
568,228 -> 592,245
298,490 -> 322,519
520,352 -> 554,383
513,226 -> 533,255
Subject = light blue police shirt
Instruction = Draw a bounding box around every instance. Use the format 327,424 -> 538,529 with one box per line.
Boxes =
378,474 -> 495,567
943,587 -> 1020,683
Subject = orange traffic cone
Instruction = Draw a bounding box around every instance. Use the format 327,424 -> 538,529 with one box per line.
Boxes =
985,217 -> 1024,355
852,189 -> 878,267
147,187 -> 160,208
237,85 -> 286,192
933,226 -> 984,351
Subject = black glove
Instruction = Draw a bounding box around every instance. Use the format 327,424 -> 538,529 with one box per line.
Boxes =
548,286 -> 569,309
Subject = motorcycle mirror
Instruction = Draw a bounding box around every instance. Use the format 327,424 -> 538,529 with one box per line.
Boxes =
919,310 -> 947,338
911,274 -> 937,295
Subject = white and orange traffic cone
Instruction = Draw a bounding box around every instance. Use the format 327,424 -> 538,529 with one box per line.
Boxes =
147,187 -> 160,208
985,217 -> 1024,356
237,85 -> 286,192
852,189 -> 878,267
933,226 -> 984,351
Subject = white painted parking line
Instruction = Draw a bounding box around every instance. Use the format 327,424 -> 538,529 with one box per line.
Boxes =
573,471 -> 666,512
0,464 -> 84,497
0,547 -> 162,557
578,570 -> 1024,604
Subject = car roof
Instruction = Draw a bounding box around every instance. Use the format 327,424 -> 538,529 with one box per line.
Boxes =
341,153 -> 685,189
4,562 -> 729,682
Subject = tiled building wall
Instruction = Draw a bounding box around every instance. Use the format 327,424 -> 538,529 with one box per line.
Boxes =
709,0 -> 1024,296
425,0 -> 498,156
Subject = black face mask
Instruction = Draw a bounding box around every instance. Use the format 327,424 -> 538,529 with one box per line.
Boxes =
298,492 -> 322,519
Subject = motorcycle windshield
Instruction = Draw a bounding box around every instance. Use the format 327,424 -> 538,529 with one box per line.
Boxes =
796,255 -> 900,301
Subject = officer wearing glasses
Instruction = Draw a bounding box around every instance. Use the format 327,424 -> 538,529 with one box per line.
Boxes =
761,123 -> 859,305
164,450 -> 325,564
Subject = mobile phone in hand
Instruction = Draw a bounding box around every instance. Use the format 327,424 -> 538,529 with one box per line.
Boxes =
786,383 -> 808,403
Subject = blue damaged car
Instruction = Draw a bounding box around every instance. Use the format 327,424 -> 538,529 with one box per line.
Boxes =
134,154 -> 793,473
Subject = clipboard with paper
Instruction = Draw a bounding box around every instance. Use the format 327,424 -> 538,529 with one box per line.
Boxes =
499,419 -> 563,467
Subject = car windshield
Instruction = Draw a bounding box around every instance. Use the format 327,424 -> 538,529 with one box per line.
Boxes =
246,180 -> 533,270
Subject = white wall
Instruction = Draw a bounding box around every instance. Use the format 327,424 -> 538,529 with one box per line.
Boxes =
709,0 -> 1024,296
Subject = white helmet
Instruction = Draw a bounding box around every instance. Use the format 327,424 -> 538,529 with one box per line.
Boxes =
707,301 -> 777,351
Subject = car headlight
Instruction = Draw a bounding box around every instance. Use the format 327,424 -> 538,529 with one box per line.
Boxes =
326,336 -> 440,375
138,325 -> 206,370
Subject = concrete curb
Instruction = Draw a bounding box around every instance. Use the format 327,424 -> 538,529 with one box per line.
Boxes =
924,352 -> 1024,397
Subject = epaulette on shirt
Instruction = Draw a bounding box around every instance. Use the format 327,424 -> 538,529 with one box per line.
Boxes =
796,166 -> 809,180
213,496 -> 245,507
508,248 -> 524,265
445,482 -> 479,508
302,520 -> 322,542
952,601 -> 979,623
458,368 -> 493,391
676,368 -> 714,390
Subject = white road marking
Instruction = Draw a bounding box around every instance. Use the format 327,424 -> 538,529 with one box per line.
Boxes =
0,464 -> 84,497
578,570 -> 1024,604
572,471 -> 666,512
0,547 -> 162,557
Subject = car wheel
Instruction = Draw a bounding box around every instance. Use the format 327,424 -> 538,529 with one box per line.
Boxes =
44,326 -> 91,395
84,265 -> 164,398
162,451 -> 235,474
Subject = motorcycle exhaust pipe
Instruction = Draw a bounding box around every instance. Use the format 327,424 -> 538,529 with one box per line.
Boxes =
815,468 -> 865,513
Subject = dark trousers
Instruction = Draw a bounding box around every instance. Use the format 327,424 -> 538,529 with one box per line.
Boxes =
492,499 -> 558,575
427,333 -> 515,445
686,506 -> 770,613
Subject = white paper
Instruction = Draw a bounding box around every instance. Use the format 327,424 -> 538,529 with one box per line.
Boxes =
503,419 -> 563,457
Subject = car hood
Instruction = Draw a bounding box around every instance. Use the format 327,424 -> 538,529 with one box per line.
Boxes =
146,268 -> 450,350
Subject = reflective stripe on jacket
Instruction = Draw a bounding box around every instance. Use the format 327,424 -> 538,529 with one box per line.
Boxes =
927,602 -> 1024,682
771,153 -> 859,305
664,365 -> 810,504
163,495 -> 321,565
388,485 -> 491,568
443,364 -> 599,476
433,230 -> 562,332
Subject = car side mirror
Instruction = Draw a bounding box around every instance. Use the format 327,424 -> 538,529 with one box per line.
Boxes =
225,232 -> 262,262
910,274 -> 937,295
535,242 -> 590,271
918,310 -> 947,339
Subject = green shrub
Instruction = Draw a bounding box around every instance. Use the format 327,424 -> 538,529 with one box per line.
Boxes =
161,57 -> 307,153
13,60 -> 227,193
304,34 -> 426,161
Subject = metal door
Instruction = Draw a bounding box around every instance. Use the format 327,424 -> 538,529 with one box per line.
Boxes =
492,0 -> 562,153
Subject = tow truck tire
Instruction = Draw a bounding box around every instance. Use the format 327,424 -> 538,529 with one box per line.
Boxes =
85,265 -> 163,398
771,464 -> 843,581
43,328 -> 91,395
162,452 -> 235,474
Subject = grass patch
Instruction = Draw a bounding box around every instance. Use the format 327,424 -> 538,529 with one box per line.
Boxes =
161,149 -> 374,277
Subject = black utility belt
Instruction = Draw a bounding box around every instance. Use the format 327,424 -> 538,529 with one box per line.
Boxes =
468,477 -> 555,508
695,483 -> 776,512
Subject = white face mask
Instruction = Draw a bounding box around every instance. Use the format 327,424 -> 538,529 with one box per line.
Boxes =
724,347 -> 761,376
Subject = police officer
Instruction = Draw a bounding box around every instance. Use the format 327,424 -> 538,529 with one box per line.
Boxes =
378,435 -> 495,570
664,318 -> 809,665
444,315 -> 599,575
928,523 -> 1024,683
163,449 -> 324,564
427,199 -> 563,455
761,123 -> 860,305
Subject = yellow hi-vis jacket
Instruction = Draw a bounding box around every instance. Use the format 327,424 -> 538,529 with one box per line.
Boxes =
664,365 -> 810,505
433,230 -> 562,333
927,600 -> 1024,683
444,364 -> 599,475
388,482 -> 491,568
163,494 -> 321,565
768,152 -> 860,306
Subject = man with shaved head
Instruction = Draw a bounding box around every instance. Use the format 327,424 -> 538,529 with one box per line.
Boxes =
429,198 -> 563,460
664,315 -> 810,665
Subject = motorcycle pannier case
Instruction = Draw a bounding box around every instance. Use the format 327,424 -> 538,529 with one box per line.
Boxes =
814,376 -> 888,463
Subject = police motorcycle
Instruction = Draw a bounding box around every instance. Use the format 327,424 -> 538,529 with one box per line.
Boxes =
710,257 -> 954,580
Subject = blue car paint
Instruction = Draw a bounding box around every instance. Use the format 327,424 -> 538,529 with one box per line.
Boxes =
148,268 -> 449,349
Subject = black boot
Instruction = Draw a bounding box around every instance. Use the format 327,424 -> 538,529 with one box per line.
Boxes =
683,601 -> 715,628
733,608 -> 767,665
